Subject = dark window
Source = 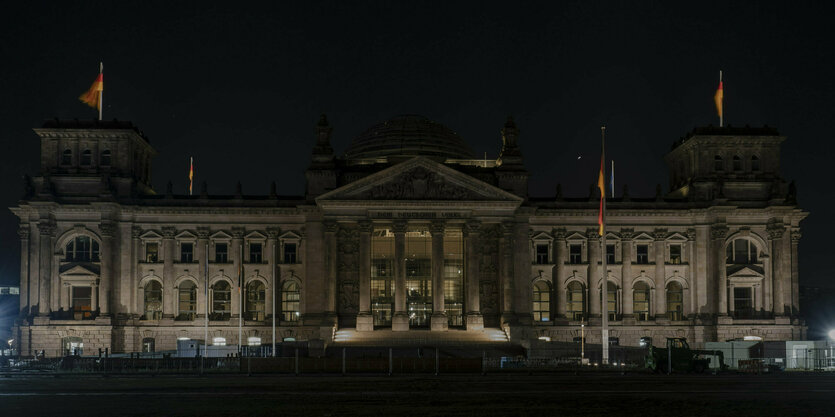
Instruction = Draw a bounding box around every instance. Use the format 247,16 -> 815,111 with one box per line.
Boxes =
751,155 -> 760,171
667,282 -> 683,320
535,244 -> 549,264
245,281 -> 266,321
145,242 -> 159,262
283,243 -> 297,263
249,243 -> 262,263
100,150 -> 111,166
733,287 -> 753,316
214,243 -> 228,263
606,244 -> 615,264
569,244 -> 582,264
211,281 -> 231,318
62,149 -> 72,165
177,281 -> 196,320
636,244 -> 649,264
633,282 -> 650,321
81,150 -> 92,166
566,282 -> 585,321
669,244 -> 682,264
733,155 -> 742,171
726,239 -> 758,264
65,236 -> 100,262
714,155 -> 723,171
180,242 -> 194,263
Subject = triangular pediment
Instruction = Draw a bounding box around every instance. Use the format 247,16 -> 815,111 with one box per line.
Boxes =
633,232 -> 654,242
316,157 -> 523,203
728,265 -> 765,278
667,232 -> 688,242
565,231 -> 587,241
531,231 -> 552,241
59,263 -> 100,276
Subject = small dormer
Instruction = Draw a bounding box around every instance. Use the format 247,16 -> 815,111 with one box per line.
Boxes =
664,126 -> 787,203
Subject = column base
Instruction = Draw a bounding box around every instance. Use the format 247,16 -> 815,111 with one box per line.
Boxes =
392,313 -> 410,331
356,313 -> 374,332
501,312 -> 516,326
430,312 -> 448,331
323,312 -> 338,326
465,313 -> 484,331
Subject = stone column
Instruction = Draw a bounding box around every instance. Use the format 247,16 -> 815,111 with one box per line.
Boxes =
465,221 -> 483,330
18,226 -> 29,316
28,222 -> 39,314
728,282 -> 736,314
324,221 -> 338,323
267,228 -> 280,321
99,221 -> 115,315
653,229 -> 667,319
711,225 -> 728,316
392,220 -> 409,331
621,229 -> 634,317
790,230 -> 801,315
196,227 -> 210,319
766,224 -> 784,315
357,220 -> 374,331
430,221 -> 448,331
514,221 -> 533,326
231,227 -> 244,320
131,227 -> 142,316
552,228 -> 566,319
161,226 -> 176,318
686,229 -> 697,318
37,222 -> 54,316
499,222 -> 515,325
587,229 -> 600,319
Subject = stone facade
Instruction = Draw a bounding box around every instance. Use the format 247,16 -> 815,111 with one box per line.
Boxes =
12,116 -> 807,355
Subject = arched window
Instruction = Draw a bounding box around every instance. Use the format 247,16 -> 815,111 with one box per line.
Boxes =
751,155 -> 760,171
714,155 -> 723,171
65,236 -> 100,262
143,281 -> 163,320
732,155 -> 742,171
61,149 -> 72,165
666,281 -> 684,321
211,281 -> 231,319
604,281 -> 618,321
245,281 -> 266,321
281,281 -> 300,322
633,282 -> 651,321
726,239 -> 759,264
532,281 -> 550,322
566,281 -> 585,321
177,281 -> 197,320
81,149 -> 92,166
141,337 -> 155,353
100,150 -> 111,166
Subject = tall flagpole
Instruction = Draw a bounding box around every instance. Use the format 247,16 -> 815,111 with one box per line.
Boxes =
272,240 -> 277,356
239,243 -> 243,355
98,62 -> 103,121
600,126 -> 609,366
719,70 -> 723,128
204,241 -> 209,358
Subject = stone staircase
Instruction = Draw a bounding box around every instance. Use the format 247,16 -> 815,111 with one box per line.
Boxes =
332,327 -> 509,346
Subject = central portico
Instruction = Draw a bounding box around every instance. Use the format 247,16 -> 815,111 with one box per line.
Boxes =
315,156 -> 524,332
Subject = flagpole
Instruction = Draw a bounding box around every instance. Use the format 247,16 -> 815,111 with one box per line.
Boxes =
272,240 -> 277,357
239,243 -> 243,356
204,241 -> 209,359
611,160 -> 615,196
98,62 -> 103,121
719,70 -> 723,128
600,126 -> 609,366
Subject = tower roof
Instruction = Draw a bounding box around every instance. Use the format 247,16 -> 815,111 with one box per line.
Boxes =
343,115 -> 474,160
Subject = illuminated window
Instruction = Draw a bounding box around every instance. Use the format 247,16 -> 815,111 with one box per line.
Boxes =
212,337 -> 226,346
633,282 -> 650,321
143,281 -> 163,320
214,243 -> 228,263
65,236 -> 100,262
532,281 -> 550,322
145,242 -> 159,262
566,281 -> 585,321
569,244 -> 582,264
63,336 -> 83,356
245,281 -> 266,321
605,281 -> 618,321
636,244 -> 649,264
211,281 -> 231,319
142,337 -> 155,353
178,281 -> 196,320
247,337 -> 262,346
666,281 -> 683,320
72,286 -> 92,319
282,281 -> 300,322
371,228 -> 394,326
669,244 -> 682,264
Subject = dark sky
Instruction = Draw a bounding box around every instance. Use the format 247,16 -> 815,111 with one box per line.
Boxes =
0,1 -> 832,293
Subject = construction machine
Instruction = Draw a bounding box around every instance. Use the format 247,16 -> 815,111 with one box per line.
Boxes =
645,337 -> 726,373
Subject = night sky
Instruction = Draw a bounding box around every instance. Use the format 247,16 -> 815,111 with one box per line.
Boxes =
1,2 -> 832,309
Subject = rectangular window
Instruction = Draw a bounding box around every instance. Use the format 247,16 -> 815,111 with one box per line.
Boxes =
72,286 -> 92,319
535,244 -> 549,264
249,243 -> 263,263
733,287 -> 754,317
215,243 -> 228,263
145,242 -> 159,263
669,245 -> 682,264
636,244 -> 649,264
180,242 -> 194,263
283,243 -> 297,263
606,244 -> 615,264
569,244 -> 582,264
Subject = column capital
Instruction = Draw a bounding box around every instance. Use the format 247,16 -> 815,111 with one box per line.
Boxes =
585,228 -> 599,241
231,227 -> 245,239
37,221 -> 55,236
18,225 -> 30,239
324,220 -> 339,234
196,227 -> 211,239
652,228 -> 668,241
132,226 -> 143,239
551,227 -> 566,240
619,228 -> 634,241
358,220 -> 373,233
99,221 -> 117,238
767,223 -> 786,240
500,221 -> 514,236
710,224 -> 728,240
161,226 -> 176,239
790,230 -> 802,243
685,228 -> 697,241
430,220 -> 445,235
465,220 -> 482,235
266,227 -> 280,239
392,220 -> 408,234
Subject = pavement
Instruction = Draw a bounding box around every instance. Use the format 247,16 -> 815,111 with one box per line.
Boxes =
1,372 -> 833,416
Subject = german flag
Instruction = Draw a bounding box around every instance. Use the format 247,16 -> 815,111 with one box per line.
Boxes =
79,73 -> 103,109
714,79 -> 723,118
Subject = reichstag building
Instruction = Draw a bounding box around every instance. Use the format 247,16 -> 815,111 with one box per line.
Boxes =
12,114 -> 806,355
